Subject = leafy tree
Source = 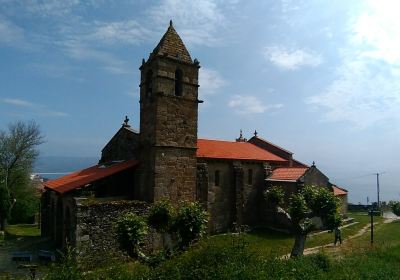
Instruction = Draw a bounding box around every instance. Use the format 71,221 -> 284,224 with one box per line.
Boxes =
388,201 -> 400,216
265,185 -> 341,258
9,179 -> 39,224
0,121 -> 44,230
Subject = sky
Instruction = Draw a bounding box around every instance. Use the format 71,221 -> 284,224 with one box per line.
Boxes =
0,0 -> 399,204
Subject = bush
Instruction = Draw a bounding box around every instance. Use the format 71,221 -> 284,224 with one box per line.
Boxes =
147,200 -> 175,233
264,186 -> 285,207
174,201 -> 208,249
116,213 -> 148,256
389,201 -> 400,216
43,246 -> 82,280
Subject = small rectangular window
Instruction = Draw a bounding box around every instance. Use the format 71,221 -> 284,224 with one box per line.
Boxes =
248,169 -> 253,185
215,170 -> 220,186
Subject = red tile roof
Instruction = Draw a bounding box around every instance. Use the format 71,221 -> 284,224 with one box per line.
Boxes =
267,167 -> 309,181
197,139 -> 287,162
43,159 -> 139,194
332,185 -> 348,196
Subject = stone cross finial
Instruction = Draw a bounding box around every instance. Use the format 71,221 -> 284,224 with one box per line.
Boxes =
236,129 -> 247,142
312,161 -> 315,166
254,130 -> 258,137
123,115 -> 130,127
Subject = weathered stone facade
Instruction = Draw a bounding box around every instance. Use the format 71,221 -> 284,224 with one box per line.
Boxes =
75,199 -> 156,263
100,125 -> 140,163
195,159 -> 270,233
137,23 -> 200,204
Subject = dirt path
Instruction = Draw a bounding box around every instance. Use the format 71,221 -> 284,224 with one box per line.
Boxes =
302,216 -> 400,256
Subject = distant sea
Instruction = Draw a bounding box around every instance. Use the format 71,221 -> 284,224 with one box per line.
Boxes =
33,156 -> 99,180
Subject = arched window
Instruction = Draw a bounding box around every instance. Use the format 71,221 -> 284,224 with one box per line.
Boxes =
175,69 -> 183,96
145,70 -> 153,98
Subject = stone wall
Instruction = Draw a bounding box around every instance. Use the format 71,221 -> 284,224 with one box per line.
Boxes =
201,159 -> 266,233
302,166 -> 329,188
100,126 -> 140,163
240,162 -> 267,226
153,147 -> 197,202
205,161 -> 234,233
75,199 -> 157,263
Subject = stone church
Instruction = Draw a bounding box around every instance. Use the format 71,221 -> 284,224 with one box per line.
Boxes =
41,22 -> 348,252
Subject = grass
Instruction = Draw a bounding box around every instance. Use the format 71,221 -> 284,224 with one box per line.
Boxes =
53,220 -> 400,280
200,211 -> 378,258
39,213 -> 400,279
5,224 -> 41,237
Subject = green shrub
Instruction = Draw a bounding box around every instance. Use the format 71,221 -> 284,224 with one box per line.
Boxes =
116,212 -> 148,256
43,246 -> 82,280
264,186 -> 285,207
147,200 -> 175,233
389,201 -> 400,216
174,201 -> 208,249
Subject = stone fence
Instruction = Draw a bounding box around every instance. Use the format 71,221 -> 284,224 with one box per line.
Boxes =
74,198 -> 158,264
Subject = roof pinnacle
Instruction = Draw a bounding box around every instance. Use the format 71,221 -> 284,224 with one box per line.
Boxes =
169,20 -> 173,27
236,129 -> 247,142
123,115 -> 130,127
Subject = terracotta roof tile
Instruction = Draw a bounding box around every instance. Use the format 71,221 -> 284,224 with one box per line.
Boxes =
43,159 -> 139,194
267,167 -> 309,181
197,139 -> 287,162
332,185 -> 348,196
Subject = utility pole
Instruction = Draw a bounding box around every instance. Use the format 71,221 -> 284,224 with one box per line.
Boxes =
376,172 -> 385,210
376,173 -> 380,209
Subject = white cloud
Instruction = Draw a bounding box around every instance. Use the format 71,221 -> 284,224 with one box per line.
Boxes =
0,18 -> 30,48
263,46 -> 323,70
20,0 -> 80,17
1,98 -> 68,117
61,40 -> 131,75
352,0 -> 400,65
306,1 -> 400,129
87,20 -> 154,46
306,57 -> 400,129
2,98 -> 34,107
147,0 -> 229,46
228,95 -> 282,114
199,68 -> 227,97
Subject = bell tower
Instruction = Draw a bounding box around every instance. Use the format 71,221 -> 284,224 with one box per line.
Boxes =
137,21 -> 201,202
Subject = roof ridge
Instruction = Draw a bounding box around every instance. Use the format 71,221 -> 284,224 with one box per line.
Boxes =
250,136 -> 293,155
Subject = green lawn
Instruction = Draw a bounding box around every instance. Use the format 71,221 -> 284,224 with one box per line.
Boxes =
5,224 -> 41,237
202,211 -> 378,258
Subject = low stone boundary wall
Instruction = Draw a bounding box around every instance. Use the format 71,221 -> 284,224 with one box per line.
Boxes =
75,198 -> 157,264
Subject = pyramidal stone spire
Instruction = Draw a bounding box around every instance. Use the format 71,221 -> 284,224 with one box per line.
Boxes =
150,21 -> 193,64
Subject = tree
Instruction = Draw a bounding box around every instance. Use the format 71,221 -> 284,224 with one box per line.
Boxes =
265,185 -> 341,258
388,201 -> 400,216
0,121 -> 44,230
